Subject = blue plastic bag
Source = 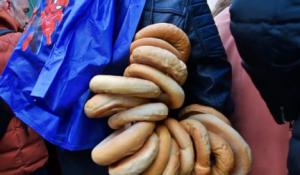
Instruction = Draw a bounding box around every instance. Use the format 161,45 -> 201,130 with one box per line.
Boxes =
0,0 -> 146,150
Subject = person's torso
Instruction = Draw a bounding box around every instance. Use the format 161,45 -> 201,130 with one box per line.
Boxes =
0,29 -> 48,175
0,117 -> 48,175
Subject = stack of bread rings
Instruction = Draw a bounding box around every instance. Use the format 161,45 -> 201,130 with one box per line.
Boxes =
84,23 -> 252,175
178,104 -> 252,175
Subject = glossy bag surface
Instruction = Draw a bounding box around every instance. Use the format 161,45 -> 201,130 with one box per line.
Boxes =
0,0 -> 146,150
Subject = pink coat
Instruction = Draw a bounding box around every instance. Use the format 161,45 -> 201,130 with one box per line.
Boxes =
215,7 -> 290,175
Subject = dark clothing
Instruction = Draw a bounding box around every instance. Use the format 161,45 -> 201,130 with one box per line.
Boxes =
30,167 -> 48,175
0,97 -> 14,138
56,149 -> 107,175
230,0 -> 300,124
288,118 -> 300,175
139,0 -> 233,116
230,0 -> 300,174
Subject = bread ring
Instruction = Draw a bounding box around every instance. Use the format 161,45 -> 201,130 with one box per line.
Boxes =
162,139 -> 180,175
209,132 -> 234,175
109,133 -> 159,175
124,64 -> 185,109
179,104 -> 231,125
134,23 -> 191,62
91,122 -> 155,166
84,94 -> 149,118
89,75 -> 161,98
108,103 -> 168,129
143,125 -> 172,175
189,114 -> 252,175
164,118 -> 194,175
130,46 -> 188,85
180,119 -> 211,175
130,37 -> 182,59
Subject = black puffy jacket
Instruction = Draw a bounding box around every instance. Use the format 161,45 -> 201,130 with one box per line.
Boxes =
138,0 -> 233,116
230,0 -> 300,124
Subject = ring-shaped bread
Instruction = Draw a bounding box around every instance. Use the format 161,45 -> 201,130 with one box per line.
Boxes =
162,139 -> 180,175
130,37 -> 182,60
209,132 -> 235,175
91,122 -> 155,166
130,46 -> 187,85
143,125 -> 172,175
108,103 -> 168,129
109,134 -> 159,175
180,119 -> 211,175
89,75 -> 161,98
189,114 -> 252,175
134,23 -> 191,62
84,94 -> 149,118
124,64 -> 184,109
164,118 -> 194,175
179,104 -> 231,125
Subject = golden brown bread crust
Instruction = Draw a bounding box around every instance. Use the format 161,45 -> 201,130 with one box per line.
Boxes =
124,64 -> 185,109
164,118 -> 194,175
189,114 -> 252,175
134,23 -> 191,62
162,139 -> 180,175
130,46 -> 188,85
179,104 -> 231,125
130,37 -> 182,59
109,134 -> 159,175
143,125 -> 172,175
180,119 -> 211,175
91,122 -> 155,166
89,75 -> 161,98
108,103 -> 168,129
84,94 -> 149,118
209,132 -> 235,175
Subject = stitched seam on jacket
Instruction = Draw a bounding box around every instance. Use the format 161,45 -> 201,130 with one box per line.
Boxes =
183,0 -> 190,30
143,8 -> 184,16
15,127 -> 26,174
23,152 -> 48,173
